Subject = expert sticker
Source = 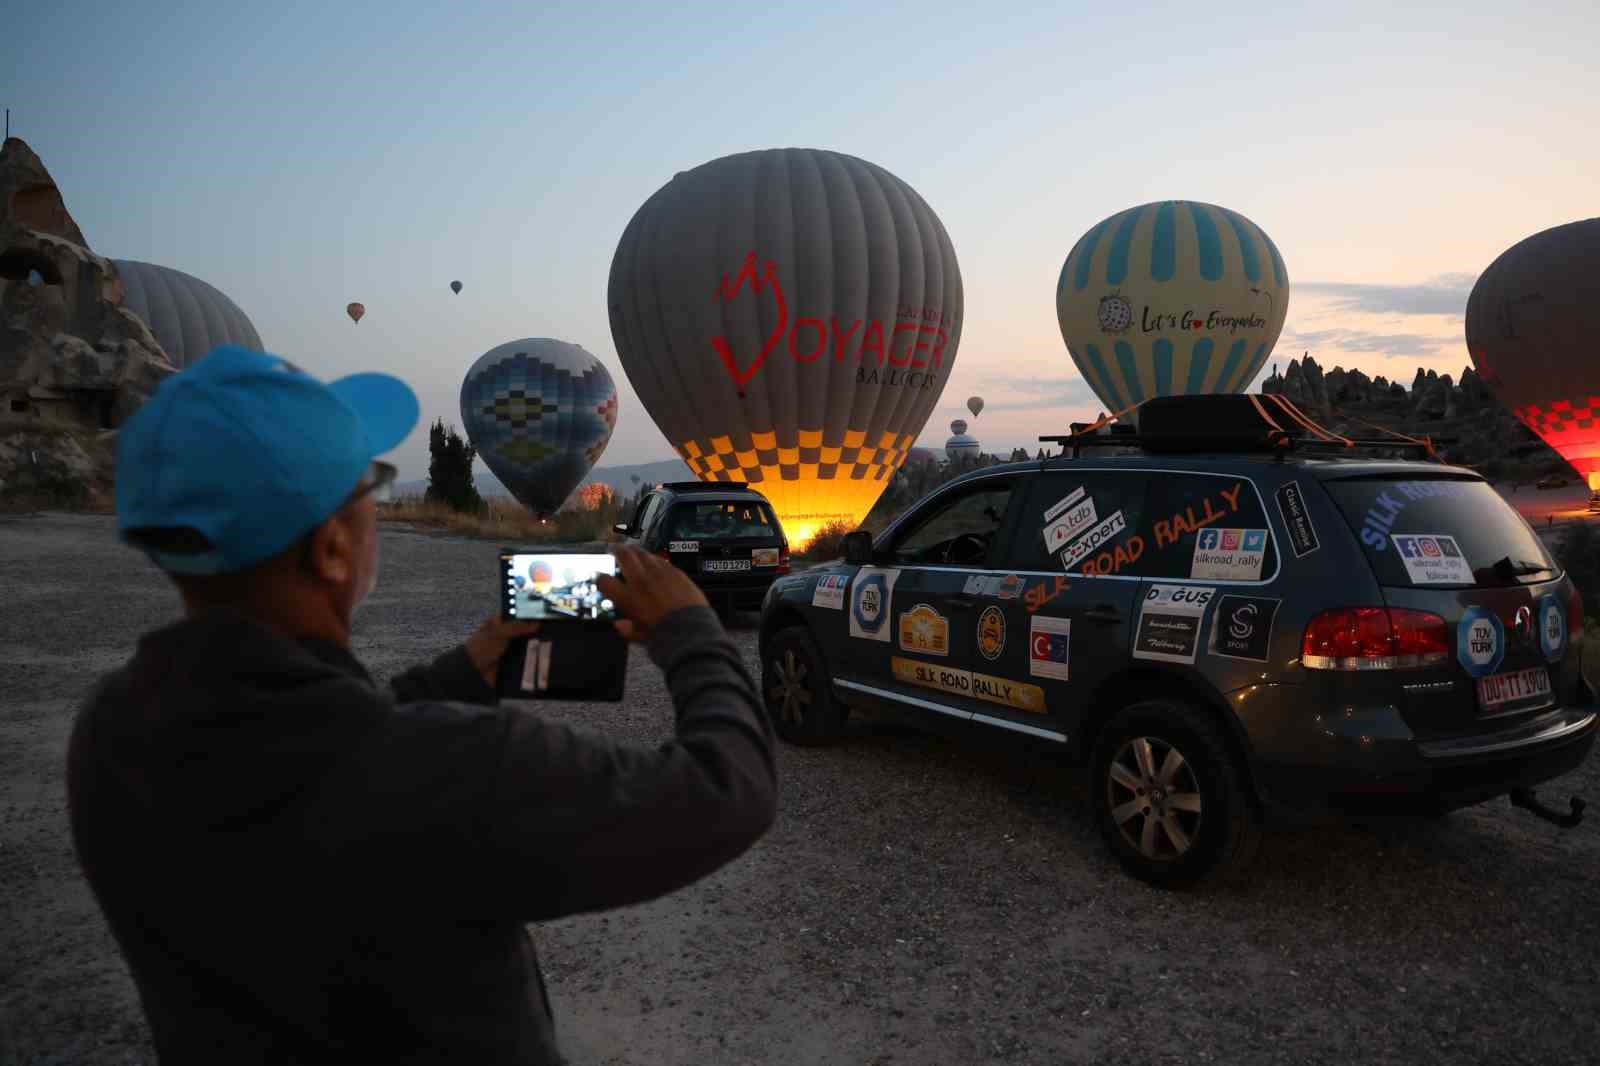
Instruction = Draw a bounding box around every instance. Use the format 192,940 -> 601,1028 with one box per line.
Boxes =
811,574 -> 848,610
1060,510 -> 1127,571
849,568 -> 901,641
1457,606 -> 1504,678
1392,534 -> 1471,585
1134,584 -> 1215,664
1190,528 -> 1268,582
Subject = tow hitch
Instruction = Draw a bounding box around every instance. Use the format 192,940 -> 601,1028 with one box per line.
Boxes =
1510,788 -> 1586,828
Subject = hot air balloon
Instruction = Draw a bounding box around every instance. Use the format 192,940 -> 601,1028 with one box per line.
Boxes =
951,418 -> 968,435
346,302 -> 365,324
608,148 -> 962,546
459,338 -> 619,517
113,260 -> 264,368
945,419 -> 980,461
451,280 -> 463,295
1057,201 -> 1289,414
967,395 -> 984,418
1466,217 -> 1600,489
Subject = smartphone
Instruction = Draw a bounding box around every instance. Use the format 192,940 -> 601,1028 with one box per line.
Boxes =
500,550 -> 619,622
497,549 -> 627,701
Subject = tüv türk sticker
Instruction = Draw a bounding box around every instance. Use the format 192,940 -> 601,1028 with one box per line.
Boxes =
1391,534 -> 1471,585
849,568 -> 902,641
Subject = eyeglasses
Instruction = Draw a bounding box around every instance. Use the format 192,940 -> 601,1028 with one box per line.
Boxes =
348,460 -> 397,506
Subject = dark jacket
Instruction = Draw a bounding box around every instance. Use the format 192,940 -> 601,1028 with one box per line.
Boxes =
66,606 -> 776,1065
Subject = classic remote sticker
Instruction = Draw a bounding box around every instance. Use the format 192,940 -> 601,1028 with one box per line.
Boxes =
1274,481 -> 1319,558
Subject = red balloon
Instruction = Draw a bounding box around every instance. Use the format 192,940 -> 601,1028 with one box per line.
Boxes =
346,302 -> 365,324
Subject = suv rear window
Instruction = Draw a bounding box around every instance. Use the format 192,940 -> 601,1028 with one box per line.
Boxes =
664,500 -> 780,540
1323,476 -> 1557,588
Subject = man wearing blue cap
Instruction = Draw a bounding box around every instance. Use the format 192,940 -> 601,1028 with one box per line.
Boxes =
66,347 -> 777,1064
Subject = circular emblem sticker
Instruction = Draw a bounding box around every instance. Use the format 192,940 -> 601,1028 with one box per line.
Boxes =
853,573 -> 889,634
1457,606 -> 1504,679
977,606 -> 1007,661
1538,594 -> 1567,662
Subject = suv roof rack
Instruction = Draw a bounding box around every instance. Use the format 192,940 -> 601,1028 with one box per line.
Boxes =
1039,394 -> 1455,463
658,481 -> 760,493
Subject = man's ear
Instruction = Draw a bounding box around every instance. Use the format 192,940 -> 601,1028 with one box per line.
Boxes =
305,515 -> 355,585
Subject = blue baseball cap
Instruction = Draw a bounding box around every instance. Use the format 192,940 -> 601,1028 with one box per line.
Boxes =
116,345 -> 420,575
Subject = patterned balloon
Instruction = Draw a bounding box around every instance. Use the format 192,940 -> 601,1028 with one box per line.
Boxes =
1057,201 -> 1289,412
459,339 -> 619,516
608,148 -> 962,546
1466,218 -> 1600,489
113,260 -> 264,369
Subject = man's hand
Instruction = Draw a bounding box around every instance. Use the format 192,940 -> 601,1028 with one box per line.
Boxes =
465,615 -> 543,687
596,544 -> 710,644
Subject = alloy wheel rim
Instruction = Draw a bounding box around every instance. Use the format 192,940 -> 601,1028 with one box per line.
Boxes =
1107,735 -> 1204,861
768,648 -> 813,726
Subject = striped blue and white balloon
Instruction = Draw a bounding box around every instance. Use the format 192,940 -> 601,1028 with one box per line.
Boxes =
1056,201 -> 1289,413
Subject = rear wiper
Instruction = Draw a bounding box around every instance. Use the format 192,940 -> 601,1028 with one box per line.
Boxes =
1476,556 -> 1555,582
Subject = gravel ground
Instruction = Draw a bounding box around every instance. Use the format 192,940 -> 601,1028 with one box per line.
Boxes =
3,513 -> 1598,1065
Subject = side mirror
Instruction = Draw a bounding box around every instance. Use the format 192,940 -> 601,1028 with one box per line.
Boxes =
843,530 -> 875,565
612,523 -> 631,536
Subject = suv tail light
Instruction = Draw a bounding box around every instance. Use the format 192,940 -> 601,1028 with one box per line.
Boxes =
1569,584 -> 1584,640
778,545 -> 791,575
1302,608 -> 1449,671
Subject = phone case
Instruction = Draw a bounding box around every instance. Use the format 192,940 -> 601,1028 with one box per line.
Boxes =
495,620 -> 628,702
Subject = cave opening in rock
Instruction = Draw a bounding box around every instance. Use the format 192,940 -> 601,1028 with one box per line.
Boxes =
0,247 -> 63,286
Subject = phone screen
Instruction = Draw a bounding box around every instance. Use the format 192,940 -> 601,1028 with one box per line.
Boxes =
501,552 -> 619,621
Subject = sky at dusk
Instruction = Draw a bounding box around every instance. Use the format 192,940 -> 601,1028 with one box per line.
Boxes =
5,0 -> 1596,483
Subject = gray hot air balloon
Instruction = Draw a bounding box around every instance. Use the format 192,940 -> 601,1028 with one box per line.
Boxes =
967,395 -> 984,418
451,280 -> 463,295
112,259 -> 263,369
608,147 -> 962,547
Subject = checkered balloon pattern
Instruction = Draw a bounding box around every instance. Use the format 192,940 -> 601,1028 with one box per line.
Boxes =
460,348 -> 617,515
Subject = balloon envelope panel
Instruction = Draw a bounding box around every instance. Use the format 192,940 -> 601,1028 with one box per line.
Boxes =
112,260 -> 264,369
1466,218 -> 1600,484
1056,201 -> 1289,413
459,339 -> 618,516
608,147 -> 962,545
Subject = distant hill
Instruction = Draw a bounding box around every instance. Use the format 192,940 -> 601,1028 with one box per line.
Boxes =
396,457 -> 693,502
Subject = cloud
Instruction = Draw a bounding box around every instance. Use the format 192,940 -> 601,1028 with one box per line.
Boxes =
972,374 -> 1100,409
1278,327 -> 1460,358
1296,273 -> 1475,317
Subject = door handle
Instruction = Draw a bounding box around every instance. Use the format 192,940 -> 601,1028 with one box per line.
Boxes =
1083,605 -> 1123,624
948,596 -> 977,608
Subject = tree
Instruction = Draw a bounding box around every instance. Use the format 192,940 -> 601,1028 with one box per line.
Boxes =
426,418 -> 484,514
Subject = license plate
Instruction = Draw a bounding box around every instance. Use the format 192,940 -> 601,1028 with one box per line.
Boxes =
1476,666 -> 1552,710
702,559 -> 751,573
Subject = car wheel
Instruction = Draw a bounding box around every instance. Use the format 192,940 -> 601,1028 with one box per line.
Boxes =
763,625 -> 847,745
1089,699 -> 1260,889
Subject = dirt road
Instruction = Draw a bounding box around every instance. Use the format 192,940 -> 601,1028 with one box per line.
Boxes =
3,514 -> 1597,1064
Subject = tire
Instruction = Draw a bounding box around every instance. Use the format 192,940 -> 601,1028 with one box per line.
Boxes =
1089,699 -> 1261,889
763,625 -> 848,745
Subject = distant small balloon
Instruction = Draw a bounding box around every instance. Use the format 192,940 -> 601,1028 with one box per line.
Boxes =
967,395 -> 984,418
951,419 -> 968,435
451,280 -> 463,295
346,302 -> 365,324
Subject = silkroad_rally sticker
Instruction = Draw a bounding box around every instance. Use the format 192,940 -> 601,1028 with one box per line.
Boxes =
1134,584 -> 1215,664
1457,606 -> 1504,678
898,603 -> 950,656
668,541 -> 699,553
1060,510 -> 1127,571
1043,493 -> 1098,555
1190,528 -> 1268,582
752,547 -> 780,567
812,574 -> 848,610
1042,485 -> 1087,524
1208,595 -> 1281,663
1538,594 -> 1568,662
1274,481 -> 1319,558
849,568 -> 901,641
1392,534 -> 1471,585
1029,616 -> 1071,680
976,605 -> 1007,660
891,657 -> 1047,714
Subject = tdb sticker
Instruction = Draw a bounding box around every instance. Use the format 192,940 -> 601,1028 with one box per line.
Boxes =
849,568 -> 901,641
1538,594 -> 1568,662
1457,606 -> 1504,678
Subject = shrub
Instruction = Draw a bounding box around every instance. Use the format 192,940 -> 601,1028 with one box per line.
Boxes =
1555,521 -> 1600,620
800,519 -> 856,560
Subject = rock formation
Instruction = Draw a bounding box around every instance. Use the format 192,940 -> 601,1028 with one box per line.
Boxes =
1,137 -> 179,500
